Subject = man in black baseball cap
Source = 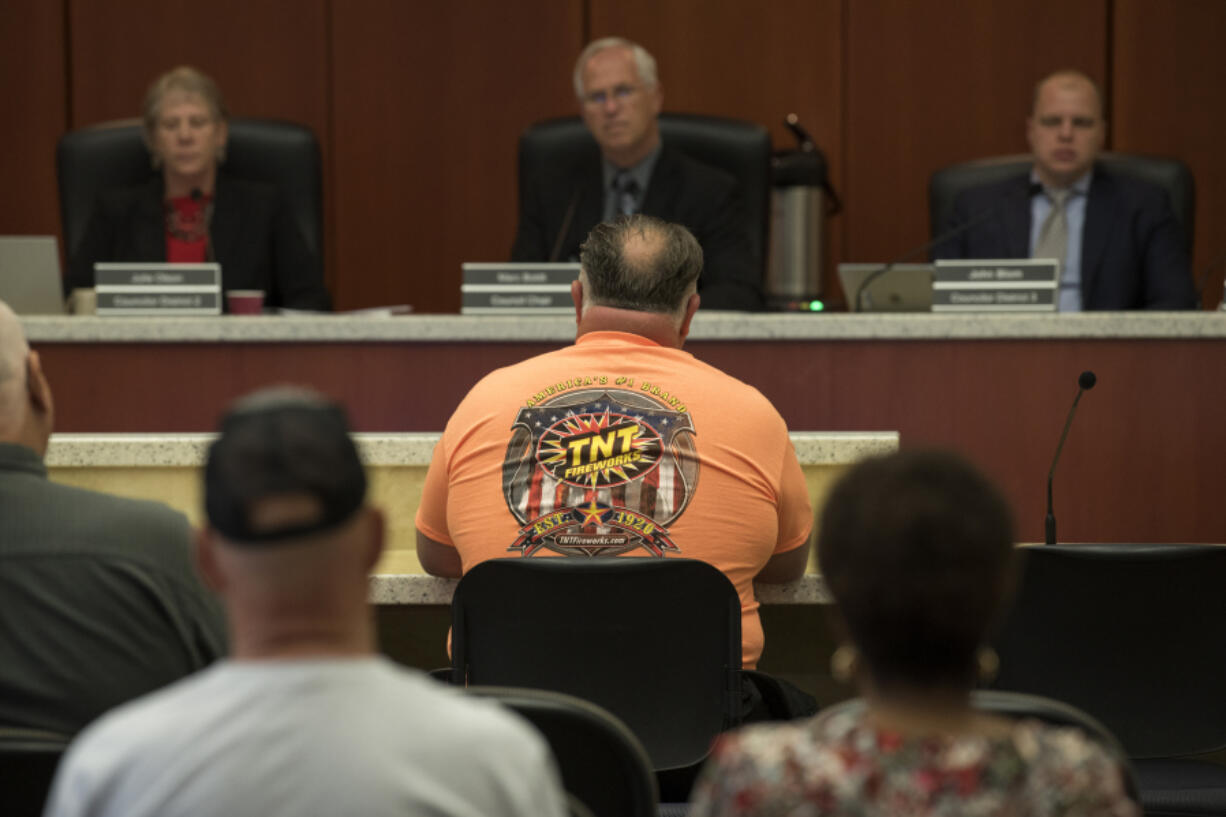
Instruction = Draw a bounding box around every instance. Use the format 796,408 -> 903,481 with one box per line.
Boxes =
45,387 -> 566,817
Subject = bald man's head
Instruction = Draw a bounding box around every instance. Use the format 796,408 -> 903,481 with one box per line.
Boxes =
0,301 -> 30,436
0,300 -> 53,451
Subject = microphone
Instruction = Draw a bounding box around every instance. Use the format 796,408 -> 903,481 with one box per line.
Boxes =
1045,370 -> 1097,545
190,187 -> 216,263
853,181 -> 1043,311
548,188 -> 581,263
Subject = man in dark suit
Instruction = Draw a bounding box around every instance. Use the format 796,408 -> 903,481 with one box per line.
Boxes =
511,38 -> 764,310
933,70 -> 1196,310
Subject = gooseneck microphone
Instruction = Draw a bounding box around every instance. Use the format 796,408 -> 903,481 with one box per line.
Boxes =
854,182 -> 1043,311
548,189 -> 581,263
1045,370 -> 1097,544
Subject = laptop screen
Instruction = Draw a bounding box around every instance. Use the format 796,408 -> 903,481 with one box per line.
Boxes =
0,236 -> 66,315
837,263 -> 934,313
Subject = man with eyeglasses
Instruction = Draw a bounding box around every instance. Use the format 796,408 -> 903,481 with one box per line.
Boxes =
933,69 -> 1195,310
512,37 -> 764,310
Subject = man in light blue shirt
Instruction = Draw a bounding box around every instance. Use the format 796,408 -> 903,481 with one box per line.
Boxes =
935,70 -> 1196,310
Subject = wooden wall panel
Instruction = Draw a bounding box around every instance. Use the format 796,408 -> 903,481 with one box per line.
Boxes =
329,1 -> 583,312
589,0 -> 845,298
1112,0 -> 1226,309
67,0 -> 333,281
0,2 -> 66,241
68,0 -> 330,128
842,0 -> 1107,304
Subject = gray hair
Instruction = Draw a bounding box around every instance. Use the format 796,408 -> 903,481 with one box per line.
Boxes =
573,37 -> 659,100
578,215 -> 702,316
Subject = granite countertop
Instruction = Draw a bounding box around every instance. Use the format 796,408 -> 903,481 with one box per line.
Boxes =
45,430 -> 882,605
21,311 -> 1225,344
44,430 -> 897,467
366,573 -> 831,605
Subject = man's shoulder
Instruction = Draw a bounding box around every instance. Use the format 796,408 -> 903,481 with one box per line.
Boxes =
49,479 -> 188,529
1090,163 -> 1172,207
22,477 -> 192,556
660,145 -> 738,196
522,142 -> 601,189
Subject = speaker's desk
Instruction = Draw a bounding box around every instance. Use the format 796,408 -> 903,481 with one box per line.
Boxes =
24,311 -> 1225,544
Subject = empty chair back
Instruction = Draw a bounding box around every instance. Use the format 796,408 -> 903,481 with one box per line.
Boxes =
0,727 -> 71,817
991,543 -> 1226,758
451,557 -> 742,773
928,152 -> 1195,256
466,686 -> 657,817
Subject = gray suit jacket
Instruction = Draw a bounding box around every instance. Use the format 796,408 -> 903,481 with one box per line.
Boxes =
0,443 -> 226,734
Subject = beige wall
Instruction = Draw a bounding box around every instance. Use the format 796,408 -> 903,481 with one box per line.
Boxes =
50,462 -> 851,574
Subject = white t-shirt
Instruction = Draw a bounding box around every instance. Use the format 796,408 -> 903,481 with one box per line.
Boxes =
44,656 -> 567,817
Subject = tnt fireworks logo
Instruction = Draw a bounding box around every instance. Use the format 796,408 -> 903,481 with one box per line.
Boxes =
502,388 -> 699,557
536,411 -> 661,488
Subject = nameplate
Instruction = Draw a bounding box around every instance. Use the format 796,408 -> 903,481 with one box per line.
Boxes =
94,263 -> 222,316
931,259 -> 1058,312
461,262 -> 580,315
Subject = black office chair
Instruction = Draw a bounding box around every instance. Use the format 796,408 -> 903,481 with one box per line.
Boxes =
56,117 -> 323,263
466,686 -> 657,817
451,557 -> 742,801
0,727 -> 71,817
518,114 -> 772,275
929,152 -> 1196,256
989,543 -> 1226,817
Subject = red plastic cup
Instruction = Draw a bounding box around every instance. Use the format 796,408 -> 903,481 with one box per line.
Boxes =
226,290 -> 265,315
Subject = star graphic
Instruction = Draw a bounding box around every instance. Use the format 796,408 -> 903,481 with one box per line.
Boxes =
577,500 -> 607,527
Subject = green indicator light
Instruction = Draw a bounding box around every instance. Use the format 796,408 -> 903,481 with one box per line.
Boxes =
808,300 -> 825,312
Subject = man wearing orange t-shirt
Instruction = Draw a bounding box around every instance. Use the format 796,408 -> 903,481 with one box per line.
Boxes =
417,215 -> 811,679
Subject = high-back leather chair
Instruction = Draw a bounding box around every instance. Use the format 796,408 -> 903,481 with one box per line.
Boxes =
518,114 -> 772,275
450,557 -> 742,802
0,727 -> 71,817
466,686 -> 658,817
989,543 -> 1226,817
56,118 -> 323,263
929,152 -> 1195,256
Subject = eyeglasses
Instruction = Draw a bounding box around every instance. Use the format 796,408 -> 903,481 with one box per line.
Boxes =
582,84 -> 641,107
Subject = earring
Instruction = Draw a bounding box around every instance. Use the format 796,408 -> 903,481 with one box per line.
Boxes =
976,647 -> 999,682
830,644 -> 858,683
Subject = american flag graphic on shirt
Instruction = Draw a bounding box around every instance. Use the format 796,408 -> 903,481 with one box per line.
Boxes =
501,388 -> 698,557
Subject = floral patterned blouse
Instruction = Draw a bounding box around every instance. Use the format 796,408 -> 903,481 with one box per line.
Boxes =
689,704 -> 1138,817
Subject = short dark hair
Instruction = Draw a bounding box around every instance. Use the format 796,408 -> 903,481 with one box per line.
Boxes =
578,214 -> 703,314
817,449 -> 1016,690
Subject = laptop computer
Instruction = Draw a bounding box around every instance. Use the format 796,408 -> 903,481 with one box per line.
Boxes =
838,263 -> 934,313
0,236 -> 67,314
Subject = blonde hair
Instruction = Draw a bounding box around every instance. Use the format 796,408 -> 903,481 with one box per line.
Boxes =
142,66 -> 229,164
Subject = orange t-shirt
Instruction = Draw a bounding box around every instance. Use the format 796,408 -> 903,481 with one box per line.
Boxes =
416,330 -> 812,668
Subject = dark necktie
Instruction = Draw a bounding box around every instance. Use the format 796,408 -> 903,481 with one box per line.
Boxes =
612,171 -> 640,216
